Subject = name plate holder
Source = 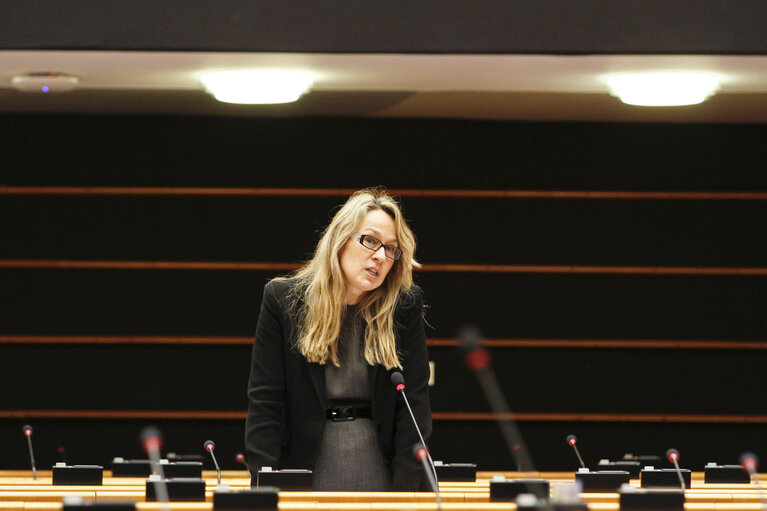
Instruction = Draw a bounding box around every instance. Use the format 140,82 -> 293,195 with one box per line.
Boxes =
111,458 -> 151,477
53,464 -> 104,485
704,463 -> 750,484
575,469 -> 631,492
596,459 -> 641,478
162,461 -> 203,478
433,461 -> 477,482
639,467 -> 692,489
145,476 -> 206,502
619,486 -> 685,511
256,468 -> 313,491
213,486 -> 279,511
489,477 -> 550,502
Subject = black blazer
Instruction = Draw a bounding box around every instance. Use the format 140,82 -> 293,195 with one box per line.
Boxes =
244,279 -> 432,491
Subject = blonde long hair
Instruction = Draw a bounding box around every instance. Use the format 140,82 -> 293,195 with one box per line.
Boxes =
277,188 -> 420,370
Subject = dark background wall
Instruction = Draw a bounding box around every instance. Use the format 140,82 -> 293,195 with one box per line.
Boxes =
2,115 -> 766,472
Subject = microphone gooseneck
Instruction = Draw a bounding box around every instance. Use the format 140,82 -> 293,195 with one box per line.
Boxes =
566,434 -> 586,469
390,372 -> 429,449
140,426 -> 170,511
459,326 -> 536,473
235,453 -> 249,470
413,443 -> 441,510
390,372 -> 439,487
666,448 -> 685,491
459,326 -> 553,506
204,440 -> 221,485
22,425 -> 36,480
741,452 -> 767,510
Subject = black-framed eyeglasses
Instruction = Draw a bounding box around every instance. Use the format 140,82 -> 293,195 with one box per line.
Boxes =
351,234 -> 403,261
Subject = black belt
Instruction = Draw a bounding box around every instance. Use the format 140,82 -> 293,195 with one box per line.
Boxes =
326,405 -> 373,422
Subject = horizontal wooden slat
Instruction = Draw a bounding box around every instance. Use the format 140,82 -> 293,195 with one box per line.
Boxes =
3,260 -> 767,276
1,187 -> 356,197
0,335 -> 252,345
432,412 -> 767,423
4,186 -> 767,200
0,260 -> 300,271
421,264 -> 767,276
2,335 -> 767,350
4,410 -> 767,424
0,410 -> 244,419
427,338 -> 767,349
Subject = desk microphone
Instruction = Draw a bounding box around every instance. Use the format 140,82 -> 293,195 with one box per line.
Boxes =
22,425 -> 37,480
567,435 -> 586,469
204,440 -> 221,485
413,443 -> 441,510
459,326 -> 554,507
391,371 -> 438,486
58,446 -> 68,465
140,426 -> 170,510
459,326 -> 536,474
741,452 -> 767,510
666,449 -> 686,490
235,453 -> 249,471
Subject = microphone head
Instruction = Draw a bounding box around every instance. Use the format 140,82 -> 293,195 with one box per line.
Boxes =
411,443 -> 428,461
458,325 -> 483,351
22,424 -> 33,436
139,426 -> 163,453
235,453 -> 246,464
666,448 -> 680,462
391,372 -> 405,386
741,452 -> 759,472
566,434 -> 577,446
458,325 -> 491,371
204,440 -> 215,452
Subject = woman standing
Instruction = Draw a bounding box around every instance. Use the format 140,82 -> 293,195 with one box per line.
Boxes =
245,188 -> 431,491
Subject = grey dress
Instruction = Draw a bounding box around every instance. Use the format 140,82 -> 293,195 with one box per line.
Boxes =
312,306 -> 391,491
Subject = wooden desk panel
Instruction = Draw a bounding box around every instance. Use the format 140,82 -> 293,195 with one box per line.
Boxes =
1,471 -> 766,511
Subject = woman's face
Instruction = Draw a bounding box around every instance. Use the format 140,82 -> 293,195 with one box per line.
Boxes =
339,209 -> 398,305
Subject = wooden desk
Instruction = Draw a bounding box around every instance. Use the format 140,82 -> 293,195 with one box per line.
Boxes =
0,470 -> 764,510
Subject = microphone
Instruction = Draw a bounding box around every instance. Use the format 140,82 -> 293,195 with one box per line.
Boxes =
235,453 -> 249,471
22,425 -> 37,480
742,452 -> 759,476
204,440 -> 221,485
58,446 -> 68,465
459,326 -> 536,473
391,371 -> 438,486
665,449 -> 685,490
140,426 -> 170,510
459,326 -> 553,506
413,444 -> 441,510
741,452 -> 767,510
141,426 -> 163,460
392,372 -> 405,392
567,435 -> 586,469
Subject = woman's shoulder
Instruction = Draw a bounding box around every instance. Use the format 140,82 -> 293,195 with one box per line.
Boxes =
265,277 -> 296,294
263,277 -> 301,306
396,284 -> 424,315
